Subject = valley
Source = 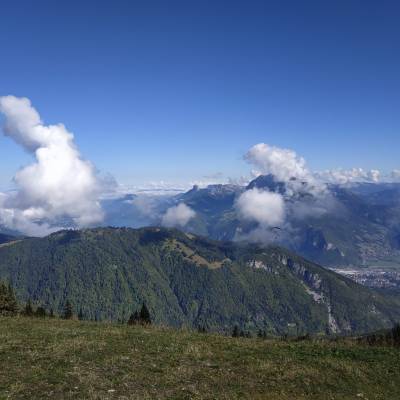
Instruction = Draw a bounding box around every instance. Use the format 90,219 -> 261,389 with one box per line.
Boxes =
331,266 -> 400,292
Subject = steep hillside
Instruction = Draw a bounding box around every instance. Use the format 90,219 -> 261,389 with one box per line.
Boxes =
0,227 -> 399,334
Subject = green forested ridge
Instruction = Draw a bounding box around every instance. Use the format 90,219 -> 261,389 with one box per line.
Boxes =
0,227 -> 399,334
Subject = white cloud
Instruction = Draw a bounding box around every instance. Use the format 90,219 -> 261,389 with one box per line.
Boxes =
0,192 -> 56,236
315,168 -> 382,185
236,188 -> 285,227
243,142 -> 399,188
0,95 -> 104,235
161,203 -> 196,228
244,143 -> 326,197
245,143 -> 312,183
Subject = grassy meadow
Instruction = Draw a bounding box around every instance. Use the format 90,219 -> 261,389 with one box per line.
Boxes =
0,317 -> 399,399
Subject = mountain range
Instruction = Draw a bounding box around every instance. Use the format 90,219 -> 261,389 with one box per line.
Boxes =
2,177 -> 400,270
187,179 -> 400,267
99,177 -> 400,268
0,227 -> 399,335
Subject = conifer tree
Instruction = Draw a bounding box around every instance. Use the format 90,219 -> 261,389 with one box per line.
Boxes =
391,323 -> 400,345
198,325 -> 207,333
128,312 -> 136,326
78,308 -> 84,320
128,310 -> 141,326
139,302 -> 151,325
0,281 -> 18,316
134,310 -> 140,323
24,299 -> 34,316
232,325 -> 239,338
7,284 -> 18,315
35,306 -> 47,318
63,300 -> 73,319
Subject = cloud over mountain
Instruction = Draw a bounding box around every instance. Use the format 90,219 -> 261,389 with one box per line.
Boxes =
161,203 -> 195,228
245,143 -> 313,183
244,142 -> 400,186
0,95 -> 104,235
244,143 -> 326,196
236,188 -> 285,227
235,143 -> 339,244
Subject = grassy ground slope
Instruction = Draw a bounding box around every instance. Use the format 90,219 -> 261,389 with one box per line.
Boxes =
0,317 -> 399,400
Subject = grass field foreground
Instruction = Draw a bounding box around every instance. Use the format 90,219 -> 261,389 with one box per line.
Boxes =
0,317 -> 400,399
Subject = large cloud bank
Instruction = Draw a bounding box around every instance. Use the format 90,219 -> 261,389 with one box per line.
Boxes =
0,96 -> 104,235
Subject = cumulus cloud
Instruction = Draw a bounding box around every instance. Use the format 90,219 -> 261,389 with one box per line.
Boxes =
0,95 -> 105,235
161,203 -> 196,228
243,142 -> 332,209
245,143 -> 312,183
244,143 -> 326,197
236,188 -> 285,227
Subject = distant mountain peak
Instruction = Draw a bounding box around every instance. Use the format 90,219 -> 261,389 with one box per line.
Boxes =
246,174 -> 287,194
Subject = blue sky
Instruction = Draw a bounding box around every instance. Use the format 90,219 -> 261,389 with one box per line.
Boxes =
1,0 -> 399,188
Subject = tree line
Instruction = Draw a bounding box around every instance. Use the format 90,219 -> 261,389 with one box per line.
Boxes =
3,279 -> 400,344
0,283 -> 84,320
358,324 -> 400,347
0,280 -> 152,325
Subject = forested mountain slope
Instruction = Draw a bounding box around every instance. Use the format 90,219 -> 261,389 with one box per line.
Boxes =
0,227 -> 399,334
